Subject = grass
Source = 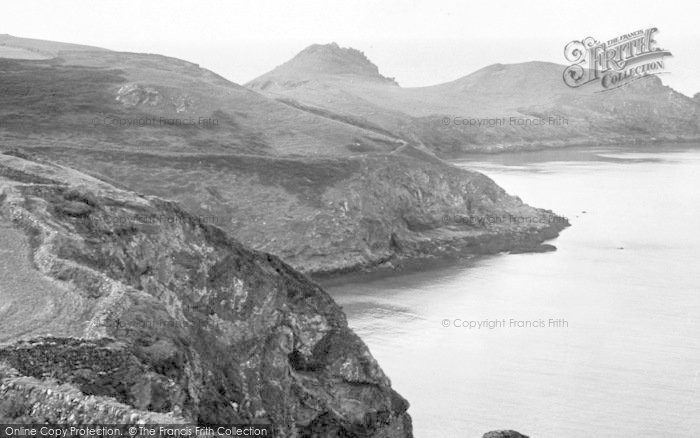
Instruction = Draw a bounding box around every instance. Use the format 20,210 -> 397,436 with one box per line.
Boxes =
28,147 -> 362,207
0,50 -> 408,157
0,57 -> 271,154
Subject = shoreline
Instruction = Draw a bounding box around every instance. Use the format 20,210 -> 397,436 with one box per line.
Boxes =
308,141 -> 700,285
435,135 -> 700,158
310,220 -> 568,285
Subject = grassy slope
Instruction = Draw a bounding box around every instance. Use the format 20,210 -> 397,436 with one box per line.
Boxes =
248,46 -> 700,155
0,34 -> 108,56
0,50 -> 404,156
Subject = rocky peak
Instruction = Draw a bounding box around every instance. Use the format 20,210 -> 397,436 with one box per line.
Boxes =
293,42 -> 379,75
483,431 -> 529,438
249,42 -> 398,88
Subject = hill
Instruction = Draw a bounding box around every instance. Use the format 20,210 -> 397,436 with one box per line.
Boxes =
0,34 -> 107,59
0,40 -> 404,156
0,37 -> 568,276
248,44 -> 700,154
252,42 -> 398,88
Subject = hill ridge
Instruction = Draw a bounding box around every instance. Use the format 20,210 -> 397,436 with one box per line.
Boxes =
248,42 -> 398,90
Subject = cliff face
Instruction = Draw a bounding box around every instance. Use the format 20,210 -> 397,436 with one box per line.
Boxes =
0,154 -> 412,437
28,146 -> 568,277
482,431 -> 529,438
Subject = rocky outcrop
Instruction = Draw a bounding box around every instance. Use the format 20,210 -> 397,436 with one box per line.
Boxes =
25,146 -> 569,278
248,42 -> 399,90
116,84 -> 163,107
0,154 -> 412,437
0,363 -> 184,424
483,431 -> 529,438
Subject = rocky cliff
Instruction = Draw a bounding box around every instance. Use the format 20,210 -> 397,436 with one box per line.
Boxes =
25,146 -> 568,278
0,153 -> 412,437
482,431 -> 529,438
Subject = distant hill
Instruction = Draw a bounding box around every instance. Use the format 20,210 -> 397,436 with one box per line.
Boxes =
0,40 -> 404,156
0,34 -> 107,59
252,42 -> 398,88
248,43 -> 700,154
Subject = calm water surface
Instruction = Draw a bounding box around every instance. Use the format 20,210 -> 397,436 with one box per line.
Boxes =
326,145 -> 700,438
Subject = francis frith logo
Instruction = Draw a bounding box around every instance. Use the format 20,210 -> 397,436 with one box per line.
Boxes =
563,28 -> 672,91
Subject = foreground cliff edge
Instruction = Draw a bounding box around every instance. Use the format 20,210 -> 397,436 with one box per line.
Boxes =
0,154 -> 412,437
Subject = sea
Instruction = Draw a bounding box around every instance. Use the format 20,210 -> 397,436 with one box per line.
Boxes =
326,144 -> 700,437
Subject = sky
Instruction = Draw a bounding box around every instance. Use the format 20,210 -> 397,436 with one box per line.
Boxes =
2,0 -> 699,96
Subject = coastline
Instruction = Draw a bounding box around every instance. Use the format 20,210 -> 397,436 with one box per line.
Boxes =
436,135 -> 700,158
0,154 -> 413,436
320,144 -> 700,437
310,219 -> 569,284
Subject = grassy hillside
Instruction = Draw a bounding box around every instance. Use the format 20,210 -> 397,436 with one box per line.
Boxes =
248,44 -> 700,155
0,47 -> 404,156
0,34 -> 107,59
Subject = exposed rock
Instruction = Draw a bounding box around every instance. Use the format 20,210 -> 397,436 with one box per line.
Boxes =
116,83 -> 193,113
248,42 -> 399,90
30,147 -> 569,278
170,94 -> 192,113
116,84 -> 162,107
483,431 -> 529,438
0,363 -> 184,424
0,154 -> 412,437
0,338 -> 187,413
